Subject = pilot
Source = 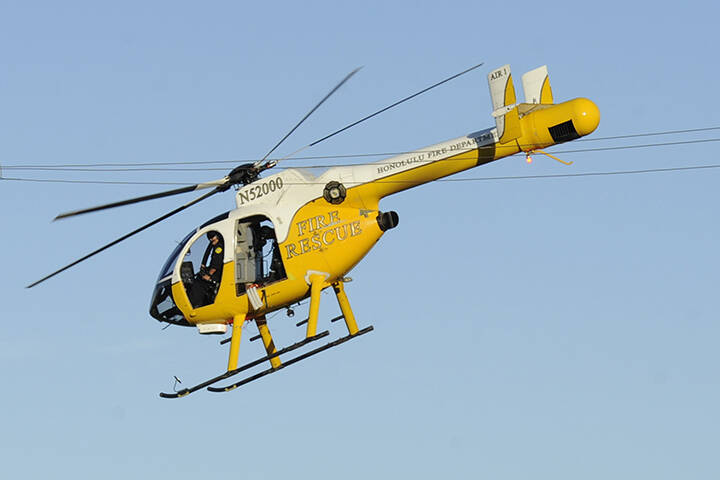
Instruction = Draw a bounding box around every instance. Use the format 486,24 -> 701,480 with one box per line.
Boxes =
201,231 -> 224,283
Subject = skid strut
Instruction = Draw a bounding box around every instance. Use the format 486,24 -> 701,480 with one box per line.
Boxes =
256,315 -> 282,369
208,278 -> 369,393
159,279 -> 371,398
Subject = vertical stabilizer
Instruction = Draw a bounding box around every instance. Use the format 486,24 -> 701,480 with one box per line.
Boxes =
521,65 -> 554,104
488,65 -> 521,143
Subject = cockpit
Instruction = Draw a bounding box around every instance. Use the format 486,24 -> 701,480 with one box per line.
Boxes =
149,213 -> 287,326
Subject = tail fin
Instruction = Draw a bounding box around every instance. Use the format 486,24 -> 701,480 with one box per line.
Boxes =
487,64 -> 521,143
521,65 -> 554,104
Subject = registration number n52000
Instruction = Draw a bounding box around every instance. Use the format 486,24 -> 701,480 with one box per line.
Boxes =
237,178 -> 284,205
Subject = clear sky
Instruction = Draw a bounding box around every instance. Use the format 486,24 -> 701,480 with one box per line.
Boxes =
1,1 -> 718,478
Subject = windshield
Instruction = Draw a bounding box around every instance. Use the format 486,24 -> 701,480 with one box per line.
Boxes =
149,280 -> 190,326
158,230 -> 196,280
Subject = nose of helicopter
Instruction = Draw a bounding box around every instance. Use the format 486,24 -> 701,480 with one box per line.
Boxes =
149,280 -> 188,325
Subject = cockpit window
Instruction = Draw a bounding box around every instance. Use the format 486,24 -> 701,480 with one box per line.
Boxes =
158,230 -> 195,280
181,230 -> 225,308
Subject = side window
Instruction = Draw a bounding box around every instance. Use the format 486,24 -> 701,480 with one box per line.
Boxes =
182,230 -> 225,308
235,217 -> 287,296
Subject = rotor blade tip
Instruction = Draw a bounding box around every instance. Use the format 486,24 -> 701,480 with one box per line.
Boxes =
53,211 -> 73,221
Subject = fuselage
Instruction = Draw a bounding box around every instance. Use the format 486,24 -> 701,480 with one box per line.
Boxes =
150,97 -> 600,329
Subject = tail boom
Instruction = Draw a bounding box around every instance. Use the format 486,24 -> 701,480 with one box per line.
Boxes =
346,102 -> 598,201
334,64 -> 600,202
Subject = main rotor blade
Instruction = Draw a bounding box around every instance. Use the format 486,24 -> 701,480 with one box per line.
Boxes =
255,67 -> 362,167
308,62 -> 484,148
28,187 -> 222,288
54,178 -> 228,220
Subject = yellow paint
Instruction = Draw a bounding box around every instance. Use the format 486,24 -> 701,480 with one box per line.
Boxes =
540,75 -> 554,104
333,281 -> 358,336
351,148 -> 480,202
500,107 -> 521,144
171,260 -> 248,323
227,313 -> 244,371
534,149 -> 573,166
257,316 -> 282,369
498,73 -> 521,143
516,97 -> 600,152
504,74 -> 517,105
306,274 -> 325,338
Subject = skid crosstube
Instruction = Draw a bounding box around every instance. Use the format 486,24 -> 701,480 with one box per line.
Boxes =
208,325 -> 374,393
159,330 -> 330,399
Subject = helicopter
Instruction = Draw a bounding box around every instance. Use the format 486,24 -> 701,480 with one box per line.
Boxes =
29,63 -> 600,398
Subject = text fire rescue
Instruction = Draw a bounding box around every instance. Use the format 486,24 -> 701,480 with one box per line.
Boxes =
284,210 -> 361,259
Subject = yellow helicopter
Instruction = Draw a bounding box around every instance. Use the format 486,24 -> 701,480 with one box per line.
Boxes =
29,63 -> 600,398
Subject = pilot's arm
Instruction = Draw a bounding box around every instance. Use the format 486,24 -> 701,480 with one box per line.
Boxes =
203,245 -> 224,281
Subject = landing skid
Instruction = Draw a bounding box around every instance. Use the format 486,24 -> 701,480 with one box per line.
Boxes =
159,330 -> 330,398
208,326 -> 373,393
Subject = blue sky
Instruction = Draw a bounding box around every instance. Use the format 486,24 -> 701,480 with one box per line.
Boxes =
1,1 -> 719,478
